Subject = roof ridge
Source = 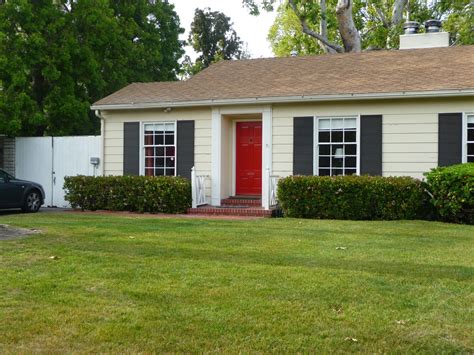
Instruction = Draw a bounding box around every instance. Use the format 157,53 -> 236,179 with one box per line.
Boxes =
207,44 -> 472,64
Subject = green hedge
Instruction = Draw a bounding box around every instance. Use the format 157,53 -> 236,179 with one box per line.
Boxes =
64,175 -> 191,214
277,175 -> 427,220
424,163 -> 474,224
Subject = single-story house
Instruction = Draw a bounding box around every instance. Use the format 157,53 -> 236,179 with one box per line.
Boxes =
92,30 -> 474,213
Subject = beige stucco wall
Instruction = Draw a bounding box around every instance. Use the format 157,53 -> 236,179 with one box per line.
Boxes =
100,96 -> 474,202
220,115 -> 233,198
101,107 -> 212,177
272,97 -> 474,179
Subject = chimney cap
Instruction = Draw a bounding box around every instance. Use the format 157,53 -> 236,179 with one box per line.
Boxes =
403,21 -> 420,34
424,19 -> 442,33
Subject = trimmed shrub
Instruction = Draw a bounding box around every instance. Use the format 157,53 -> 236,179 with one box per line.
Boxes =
64,175 -> 191,214
424,163 -> 474,224
277,175 -> 427,220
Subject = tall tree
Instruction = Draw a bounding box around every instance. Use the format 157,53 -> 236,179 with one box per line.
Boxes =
184,8 -> 248,76
268,1 -> 334,56
246,0 -> 473,54
0,0 -> 184,137
437,0 -> 474,46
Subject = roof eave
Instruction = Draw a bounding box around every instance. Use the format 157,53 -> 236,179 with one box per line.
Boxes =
91,89 -> 474,111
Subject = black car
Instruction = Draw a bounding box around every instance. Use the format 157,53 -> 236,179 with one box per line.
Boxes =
0,169 -> 45,212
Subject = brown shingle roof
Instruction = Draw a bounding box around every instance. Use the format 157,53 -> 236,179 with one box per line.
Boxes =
93,45 -> 474,107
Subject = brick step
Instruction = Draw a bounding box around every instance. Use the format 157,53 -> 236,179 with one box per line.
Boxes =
187,206 -> 272,217
221,198 -> 262,207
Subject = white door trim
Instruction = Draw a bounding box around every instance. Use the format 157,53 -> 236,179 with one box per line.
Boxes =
211,108 -> 222,206
211,105 -> 272,208
262,106 -> 273,209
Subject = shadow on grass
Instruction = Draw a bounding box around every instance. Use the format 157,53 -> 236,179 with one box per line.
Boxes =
3,214 -> 472,283
63,240 -> 473,282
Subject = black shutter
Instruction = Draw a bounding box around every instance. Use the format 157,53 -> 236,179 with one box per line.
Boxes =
293,117 -> 314,175
360,115 -> 382,175
123,122 -> 140,175
177,120 -> 195,179
438,113 -> 463,166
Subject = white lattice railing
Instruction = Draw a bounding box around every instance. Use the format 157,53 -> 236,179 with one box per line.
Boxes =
269,174 -> 280,207
191,166 -> 209,208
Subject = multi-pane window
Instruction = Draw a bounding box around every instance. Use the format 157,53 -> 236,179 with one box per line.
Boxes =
467,115 -> 474,163
144,122 -> 176,176
316,117 -> 358,176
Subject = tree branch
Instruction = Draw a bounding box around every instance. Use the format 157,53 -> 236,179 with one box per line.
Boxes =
288,0 -> 343,53
391,0 -> 408,25
374,5 -> 390,27
319,0 -> 337,53
366,0 -> 389,27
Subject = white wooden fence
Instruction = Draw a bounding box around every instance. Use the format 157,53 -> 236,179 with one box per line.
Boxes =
15,136 -> 101,207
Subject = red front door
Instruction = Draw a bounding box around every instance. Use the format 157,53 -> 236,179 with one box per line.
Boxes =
236,121 -> 262,196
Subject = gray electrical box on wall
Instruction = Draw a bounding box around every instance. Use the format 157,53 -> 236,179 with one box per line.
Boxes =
90,157 -> 100,165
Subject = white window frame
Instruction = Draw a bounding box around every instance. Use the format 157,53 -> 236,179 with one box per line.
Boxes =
140,121 -> 177,176
313,115 -> 361,176
463,112 -> 474,163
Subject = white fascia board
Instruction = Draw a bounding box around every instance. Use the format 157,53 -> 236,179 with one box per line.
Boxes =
91,89 -> 474,111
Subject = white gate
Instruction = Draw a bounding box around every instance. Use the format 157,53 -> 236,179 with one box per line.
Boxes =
15,136 -> 101,207
15,137 -> 53,205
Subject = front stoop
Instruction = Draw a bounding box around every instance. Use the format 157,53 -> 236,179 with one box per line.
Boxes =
188,196 -> 273,217
187,206 -> 273,217
221,196 -> 262,207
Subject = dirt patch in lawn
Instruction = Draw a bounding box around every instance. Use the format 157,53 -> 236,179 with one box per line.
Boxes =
0,224 -> 40,240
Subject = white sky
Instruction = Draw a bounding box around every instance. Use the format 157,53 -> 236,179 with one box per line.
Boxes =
170,0 -> 277,60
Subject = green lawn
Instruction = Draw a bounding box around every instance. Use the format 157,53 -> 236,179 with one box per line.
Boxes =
0,212 -> 472,353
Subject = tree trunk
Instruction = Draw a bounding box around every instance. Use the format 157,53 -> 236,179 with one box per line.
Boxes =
391,0 -> 408,25
336,0 -> 361,52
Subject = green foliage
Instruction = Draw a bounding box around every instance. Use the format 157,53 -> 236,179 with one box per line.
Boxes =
63,175 -> 191,214
243,0 -> 278,15
439,0 -> 474,45
251,0 -> 472,56
277,175 -> 427,220
424,163 -> 474,224
360,0 -> 438,50
0,0 -> 184,137
268,3 -> 324,56
184,8 -> 248,76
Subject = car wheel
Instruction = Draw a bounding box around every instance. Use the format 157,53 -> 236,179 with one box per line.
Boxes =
22,190 -> 42,213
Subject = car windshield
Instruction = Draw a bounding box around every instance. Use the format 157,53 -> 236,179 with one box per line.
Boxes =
0,169 -> 15,181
